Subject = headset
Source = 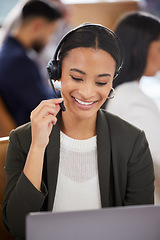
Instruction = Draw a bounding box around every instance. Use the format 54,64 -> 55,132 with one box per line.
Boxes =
47,23 -> 124,111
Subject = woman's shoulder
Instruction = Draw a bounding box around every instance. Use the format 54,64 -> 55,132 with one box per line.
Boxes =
99,108 -> 143,138
98,109 -> 149,159
9,122 -> 32,153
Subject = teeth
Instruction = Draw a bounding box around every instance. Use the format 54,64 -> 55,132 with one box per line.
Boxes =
75,97 -> 94,105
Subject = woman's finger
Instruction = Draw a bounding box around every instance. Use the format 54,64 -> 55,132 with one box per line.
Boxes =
31,98 -> 63,120
31,105 -> 59,122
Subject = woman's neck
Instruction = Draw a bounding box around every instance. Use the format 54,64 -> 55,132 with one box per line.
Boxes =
61,111 -> 97,140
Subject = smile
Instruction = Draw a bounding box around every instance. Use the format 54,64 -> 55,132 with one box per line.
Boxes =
74,97 -> 95,106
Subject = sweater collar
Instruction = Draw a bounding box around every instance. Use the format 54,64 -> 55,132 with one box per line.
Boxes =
46,109 -> 111,210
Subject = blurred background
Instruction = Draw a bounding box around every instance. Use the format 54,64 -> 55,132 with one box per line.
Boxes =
1,0 -> 158,111
0,0 -> 160,129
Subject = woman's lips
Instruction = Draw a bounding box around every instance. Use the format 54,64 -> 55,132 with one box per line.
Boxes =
73,97 -> 97,109
74,97 -> 94,105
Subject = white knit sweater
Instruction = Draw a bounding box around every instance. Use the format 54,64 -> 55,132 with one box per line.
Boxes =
53,131 -> 101,212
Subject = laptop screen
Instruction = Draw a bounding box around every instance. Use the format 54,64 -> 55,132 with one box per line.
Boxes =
26,205 -> 160,240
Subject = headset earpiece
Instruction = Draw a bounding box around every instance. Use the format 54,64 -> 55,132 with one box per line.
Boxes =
47,59 -> 66,111
47,59 -> 61,81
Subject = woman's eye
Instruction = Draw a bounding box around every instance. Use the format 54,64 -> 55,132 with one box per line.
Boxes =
71,76 -> 82,81
96,82 -> 107,86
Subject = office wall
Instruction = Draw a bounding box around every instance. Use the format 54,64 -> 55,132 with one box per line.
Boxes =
67,1 -> 139,30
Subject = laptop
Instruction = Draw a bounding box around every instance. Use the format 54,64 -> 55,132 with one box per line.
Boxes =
26,205 -> 160,240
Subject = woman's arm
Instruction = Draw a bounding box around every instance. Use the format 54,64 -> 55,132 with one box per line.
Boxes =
23,98 -> 62,191
2,98 -> 62,238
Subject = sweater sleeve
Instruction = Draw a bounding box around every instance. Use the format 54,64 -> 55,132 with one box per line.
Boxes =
2,130 -> 48,238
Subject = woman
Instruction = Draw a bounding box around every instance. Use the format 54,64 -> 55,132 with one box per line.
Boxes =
106,12 -> 160,204
2,23 -> 154,240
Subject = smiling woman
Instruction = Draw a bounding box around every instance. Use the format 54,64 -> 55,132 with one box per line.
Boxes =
60,47 -> 116,125
2,23 -> 154,240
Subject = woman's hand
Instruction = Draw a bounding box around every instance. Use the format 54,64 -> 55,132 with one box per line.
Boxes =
23,98 -> 63,191
30,98 -> 63,149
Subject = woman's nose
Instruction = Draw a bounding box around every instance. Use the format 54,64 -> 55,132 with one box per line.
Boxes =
79,82 -> 94,99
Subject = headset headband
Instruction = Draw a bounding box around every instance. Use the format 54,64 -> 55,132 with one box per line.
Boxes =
53,23 -> 124,76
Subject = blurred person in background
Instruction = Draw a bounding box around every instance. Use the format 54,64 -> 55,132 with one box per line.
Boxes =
0,0 -> 72,88
138,0 -> 160,111
34,0 -> 72,85
105,12 -> 160,204
0,0 -> 62,126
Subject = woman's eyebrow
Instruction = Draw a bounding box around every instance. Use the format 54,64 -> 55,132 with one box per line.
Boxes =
98,73 -> 111,77
70,68 -> 86,75
70,69 -> 111,77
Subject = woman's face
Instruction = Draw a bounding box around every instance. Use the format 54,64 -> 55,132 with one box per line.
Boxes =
60,47 -> 116,121
143,39 -> 160,76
